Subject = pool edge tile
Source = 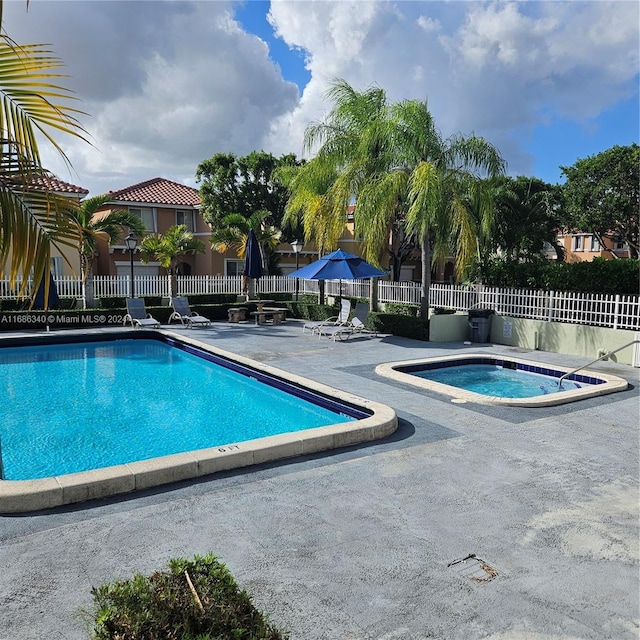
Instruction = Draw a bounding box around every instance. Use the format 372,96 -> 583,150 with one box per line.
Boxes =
57,464 -> 135,505
0,477 -> 64,513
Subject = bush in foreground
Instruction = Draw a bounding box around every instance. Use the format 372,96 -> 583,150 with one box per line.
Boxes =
90,554 -> 288,640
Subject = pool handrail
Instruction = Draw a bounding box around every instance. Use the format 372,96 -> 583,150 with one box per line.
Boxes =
557,339 -> 640,389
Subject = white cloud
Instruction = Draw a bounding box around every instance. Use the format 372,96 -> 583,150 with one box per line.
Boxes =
267,0 -> 638,176
5,0 -> 298,195
2,0 -> 638,194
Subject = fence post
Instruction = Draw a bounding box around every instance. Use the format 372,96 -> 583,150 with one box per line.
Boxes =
613,294 -> 620,330
547,291 -> 554,322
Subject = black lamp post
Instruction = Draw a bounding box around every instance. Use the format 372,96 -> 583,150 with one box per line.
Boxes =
124,231 -> 137,298
291,239 -> 303,300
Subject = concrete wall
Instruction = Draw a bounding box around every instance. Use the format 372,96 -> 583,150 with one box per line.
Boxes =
429,313 -> 640,367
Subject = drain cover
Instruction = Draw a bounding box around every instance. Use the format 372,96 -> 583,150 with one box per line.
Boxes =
447,553 -> 498,583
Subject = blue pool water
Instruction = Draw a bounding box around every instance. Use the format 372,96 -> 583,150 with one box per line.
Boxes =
411,364 -> 582,398
0,339 -> 357,480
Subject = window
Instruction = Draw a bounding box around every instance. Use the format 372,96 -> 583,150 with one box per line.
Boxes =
176,209 -> 196,232
129,207 -> 156,232
589,236 -> 601,252
225,260 -> 244,277
573,235 -> 584,251
614,239 -> 626,251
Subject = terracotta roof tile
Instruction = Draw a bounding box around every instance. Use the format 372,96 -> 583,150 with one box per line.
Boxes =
107,177 -> 201,206
30,173 -> 89,195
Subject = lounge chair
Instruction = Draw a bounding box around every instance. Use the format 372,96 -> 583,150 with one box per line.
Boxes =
318,302 -> 377,341
303,298 -> 352,334
169,296 -> 211,328
124,298 -> 161,329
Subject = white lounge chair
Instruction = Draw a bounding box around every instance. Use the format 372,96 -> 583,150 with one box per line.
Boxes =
302,298 -> 351,334
318,302 -> 377,341
124,298 -> 161,329
169,296 -> 211,328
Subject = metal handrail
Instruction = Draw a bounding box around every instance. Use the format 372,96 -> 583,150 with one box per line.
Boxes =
557,339 -> 640,389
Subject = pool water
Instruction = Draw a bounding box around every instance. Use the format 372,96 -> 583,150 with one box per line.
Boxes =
0,340 -> 356,480
412,364 -> 581,398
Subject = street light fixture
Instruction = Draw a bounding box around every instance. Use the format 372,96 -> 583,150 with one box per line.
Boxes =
124,231 -> 138,298
291,239 -> 303,300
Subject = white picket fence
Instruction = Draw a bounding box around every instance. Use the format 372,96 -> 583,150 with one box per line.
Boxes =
1,275 -> 638,330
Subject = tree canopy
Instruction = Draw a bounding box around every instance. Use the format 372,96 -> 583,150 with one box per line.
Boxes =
195,151 -> 302,234
561,143 -> 639,259
485,176 -> 564,264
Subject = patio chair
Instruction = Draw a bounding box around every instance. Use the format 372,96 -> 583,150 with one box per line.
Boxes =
169,296 -> 211,328
302,298 -> 352,334
318,302 -> 377,341
124,298 -> 161,329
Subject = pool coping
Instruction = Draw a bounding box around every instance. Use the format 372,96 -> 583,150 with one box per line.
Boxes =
0,330 -> 397,513
375,353 -> 629,407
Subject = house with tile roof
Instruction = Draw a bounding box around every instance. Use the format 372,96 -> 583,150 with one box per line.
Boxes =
21,174 -> 90,278
93,177 -> 245,279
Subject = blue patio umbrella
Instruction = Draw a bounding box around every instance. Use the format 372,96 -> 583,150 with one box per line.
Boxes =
288,249 -> 387,281
288,249 -> 387,304
33,273 -> 60,310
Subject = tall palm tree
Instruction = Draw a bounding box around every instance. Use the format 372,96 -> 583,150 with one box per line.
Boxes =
0,8 -> 90,303
301,79 -> 396,264
64,194 -> 146,307
293,80 -> 505,318
392,99 -> 505,317
139,225 -> 205,298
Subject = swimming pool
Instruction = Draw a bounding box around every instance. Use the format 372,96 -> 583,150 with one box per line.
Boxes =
375,354 -> 628,407
0,331 -> 397,512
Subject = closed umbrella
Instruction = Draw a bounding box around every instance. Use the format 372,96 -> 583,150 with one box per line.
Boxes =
242,229 -> 263,299
33,273 -> 60,310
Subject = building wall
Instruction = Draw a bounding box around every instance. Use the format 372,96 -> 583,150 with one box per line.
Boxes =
429,313 -> 639,366
558,233 -> 630,262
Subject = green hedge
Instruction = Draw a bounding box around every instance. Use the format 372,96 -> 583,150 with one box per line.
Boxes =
482,257 -> 640,294
369,312 -> 429,341
89,554 -> 287,640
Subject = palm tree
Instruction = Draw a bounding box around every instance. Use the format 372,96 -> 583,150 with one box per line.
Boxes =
0,9 -> 90,303
64,194 -> 146,307
210,210 -> 281,274
139,225 -> 205,298
488,176 -> 564,264
293,80 -> 505,317
301,79 -> 396,264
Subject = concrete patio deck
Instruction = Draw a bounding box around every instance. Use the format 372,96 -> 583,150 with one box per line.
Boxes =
1,320 -> 638,639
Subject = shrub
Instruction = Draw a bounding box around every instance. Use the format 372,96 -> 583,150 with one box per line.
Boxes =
369,312 -> 429,340
432,306 -> 456,315
384,302 -> 419,317
190,293 -> 239,304
89,554 -> 288,640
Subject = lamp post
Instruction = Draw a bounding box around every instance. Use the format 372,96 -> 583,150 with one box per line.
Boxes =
124,231 -> 137,298
291,239 -> 303,300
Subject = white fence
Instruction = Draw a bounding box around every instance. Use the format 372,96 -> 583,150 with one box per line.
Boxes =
429,283 -> 640,331
1,275 -> 638,330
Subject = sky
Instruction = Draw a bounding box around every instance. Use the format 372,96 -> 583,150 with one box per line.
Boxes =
3,0 -> 639,198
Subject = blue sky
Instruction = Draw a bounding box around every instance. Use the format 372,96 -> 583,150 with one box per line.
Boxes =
4,0 -> 638,196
